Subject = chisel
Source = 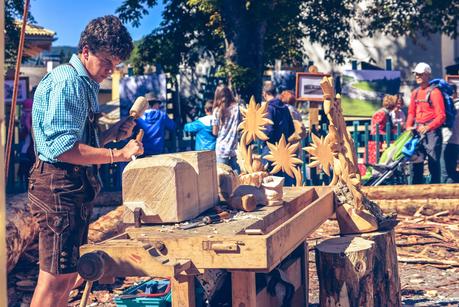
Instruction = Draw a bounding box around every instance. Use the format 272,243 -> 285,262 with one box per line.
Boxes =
180,211 -> 230,230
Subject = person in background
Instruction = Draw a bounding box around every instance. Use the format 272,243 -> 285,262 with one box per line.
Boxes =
29,16 -> 142,307
390,93 -> 406,132
443,84 -> 459,183
279,90 -> 307,157
406,62 -> 445,184
263,83 -> 295,145
135,92 -> 176,156
212,84 -> 240,172
365,95 -> 397,165
184,100 -> 216,151
262,83 -> 295,185
18,95 -> 35,189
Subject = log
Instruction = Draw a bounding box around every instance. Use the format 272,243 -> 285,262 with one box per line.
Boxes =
122,151 -> 218,224
6,191 -> 122,272
315,230 -> 401,307
88,205 -> 126,243
373,199 -> 459,215
362,184 -> 459,200
6,193 -> 39,273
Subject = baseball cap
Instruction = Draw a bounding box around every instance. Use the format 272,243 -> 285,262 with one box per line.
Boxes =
412,62 -> 432,74
145,92 -> 162,103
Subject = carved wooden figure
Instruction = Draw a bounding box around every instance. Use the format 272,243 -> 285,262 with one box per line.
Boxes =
237,96 -> 304,187
304,76 -> 397,234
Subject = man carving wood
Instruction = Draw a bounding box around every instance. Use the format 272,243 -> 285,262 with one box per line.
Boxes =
28,16 -> 143,306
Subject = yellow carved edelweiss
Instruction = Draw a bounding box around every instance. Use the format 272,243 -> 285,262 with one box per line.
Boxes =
264,134 -> 303,178
304,132 -> 334,176
238,96 -> 273,145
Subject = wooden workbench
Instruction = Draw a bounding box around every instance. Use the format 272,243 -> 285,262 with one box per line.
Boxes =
80,186 -> 335,306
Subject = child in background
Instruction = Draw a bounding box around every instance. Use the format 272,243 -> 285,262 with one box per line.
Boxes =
366,95 -> 397,164
184,101 -> 216,150
390,93 -> 406,131
212,84 -> 241,173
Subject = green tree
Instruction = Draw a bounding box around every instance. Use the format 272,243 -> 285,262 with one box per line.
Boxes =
5,0 -> 34,70
118,0 -> 306,100
117,0 -> 458,100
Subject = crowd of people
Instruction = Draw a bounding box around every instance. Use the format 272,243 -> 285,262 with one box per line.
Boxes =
20,62 -> 459,190
367,62 -> 459,184
139,82 -> 306,185
139,61 -> 459,186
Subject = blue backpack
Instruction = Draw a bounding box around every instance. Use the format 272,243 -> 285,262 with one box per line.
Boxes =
415,79 -> 457,128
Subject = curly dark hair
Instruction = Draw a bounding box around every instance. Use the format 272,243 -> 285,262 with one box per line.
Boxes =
78,15 -> 133,61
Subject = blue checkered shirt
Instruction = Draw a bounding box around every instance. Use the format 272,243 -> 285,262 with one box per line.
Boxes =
33,54 -> 100,163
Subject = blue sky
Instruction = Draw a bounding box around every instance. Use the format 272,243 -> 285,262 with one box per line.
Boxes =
30,0 -> 164,46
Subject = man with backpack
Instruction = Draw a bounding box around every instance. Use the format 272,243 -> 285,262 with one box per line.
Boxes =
406,62 -> 446,184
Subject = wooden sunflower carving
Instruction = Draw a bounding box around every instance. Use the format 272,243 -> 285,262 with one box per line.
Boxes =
303,133 -> 334,176
238,96 -> 273,145
264,134 -> 303,178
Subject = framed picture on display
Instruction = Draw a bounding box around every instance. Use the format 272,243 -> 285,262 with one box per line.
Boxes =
4,77 -> 29,103
446,75 -> 459,95
295,72 -> 329,101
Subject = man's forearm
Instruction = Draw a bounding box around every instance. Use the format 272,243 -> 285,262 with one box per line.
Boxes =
58,142 -> 124,165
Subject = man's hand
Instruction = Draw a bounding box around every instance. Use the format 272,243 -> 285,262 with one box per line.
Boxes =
100,117 -> 137,145
116,118 -> 136,141
117,139 -> 144,161
417,124 -> 429,134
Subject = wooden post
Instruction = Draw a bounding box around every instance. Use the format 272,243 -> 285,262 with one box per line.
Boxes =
309,101 -> 320,128
0,1 -> 8,305
300,242 -> 309,307
231,271 -> 256,307
171,274 -> 196,307
315,230 -> 401,307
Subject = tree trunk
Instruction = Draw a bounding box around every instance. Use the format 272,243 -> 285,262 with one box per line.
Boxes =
315,230 -> 401,307
219,0 -> 270,102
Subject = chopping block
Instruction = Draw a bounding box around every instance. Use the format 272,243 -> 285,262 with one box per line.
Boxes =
122,151 -> 219,224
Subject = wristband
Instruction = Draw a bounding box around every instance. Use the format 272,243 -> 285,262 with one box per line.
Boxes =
108,148 -> 114,164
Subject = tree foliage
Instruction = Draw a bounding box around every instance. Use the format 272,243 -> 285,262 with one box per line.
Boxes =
117,0 -> 458,98
5,0 -> 23,69
123,0 -> 223,75
361,0 -> 458,39
5,0 -> 35,70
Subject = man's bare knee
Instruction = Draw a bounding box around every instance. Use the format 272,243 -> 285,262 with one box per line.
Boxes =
31,270 -> 78,307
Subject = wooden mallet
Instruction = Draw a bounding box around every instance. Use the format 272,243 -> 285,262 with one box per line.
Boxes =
115,96 -> 148,142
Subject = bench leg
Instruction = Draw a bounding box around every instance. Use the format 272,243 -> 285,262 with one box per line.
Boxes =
231,270 -> 256,307
171,274 -> 195,307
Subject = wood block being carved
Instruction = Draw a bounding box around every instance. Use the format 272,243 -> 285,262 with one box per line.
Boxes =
122,151 -> 218,224
169,151 -> 219,213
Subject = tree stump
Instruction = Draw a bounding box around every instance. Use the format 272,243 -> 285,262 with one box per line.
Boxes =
315,230 -> 401,307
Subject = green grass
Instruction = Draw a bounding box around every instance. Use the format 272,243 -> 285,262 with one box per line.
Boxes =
352,81 -> 376,91
341,96 -> 379,117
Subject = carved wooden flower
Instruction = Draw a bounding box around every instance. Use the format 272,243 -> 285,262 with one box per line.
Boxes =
264,134 -> 303,178
238,96 -> 273,145
304,133 -> 334,176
